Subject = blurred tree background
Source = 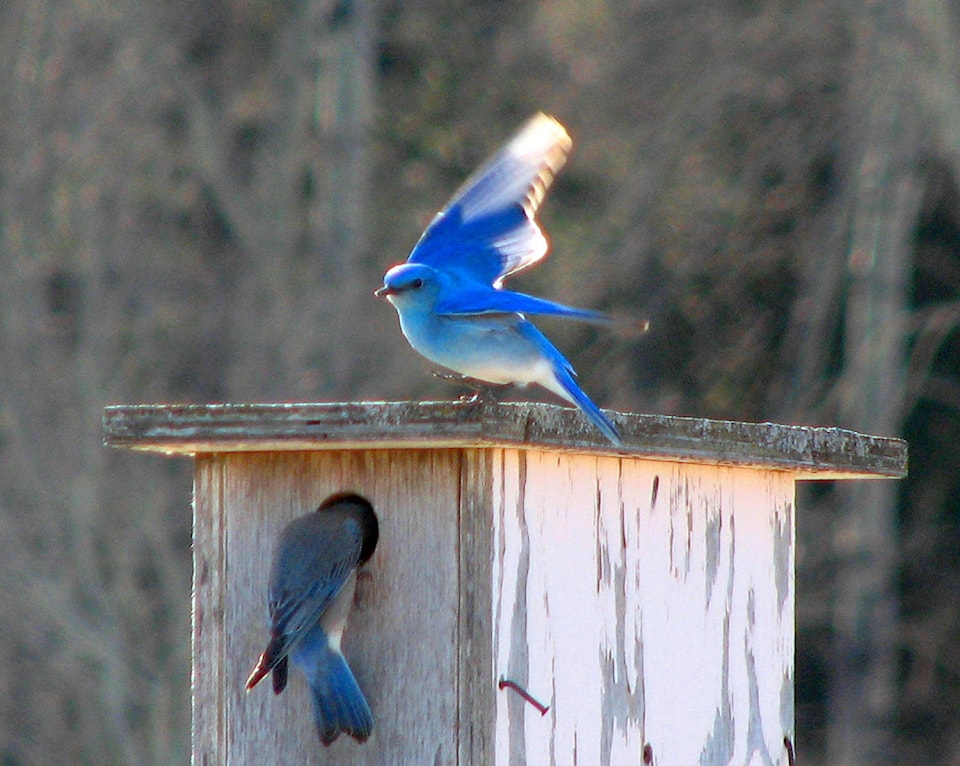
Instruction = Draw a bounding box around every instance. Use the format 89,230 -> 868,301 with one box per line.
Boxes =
1,0 -> 959,762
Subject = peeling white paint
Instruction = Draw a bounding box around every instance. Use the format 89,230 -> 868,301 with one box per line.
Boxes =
492,452 -> 794,766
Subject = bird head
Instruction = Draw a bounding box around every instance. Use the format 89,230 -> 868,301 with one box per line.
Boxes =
374,263 -> 439,311
317,492 -> 380,565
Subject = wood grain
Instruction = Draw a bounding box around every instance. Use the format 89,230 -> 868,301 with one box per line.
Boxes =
102,400 -> 907,478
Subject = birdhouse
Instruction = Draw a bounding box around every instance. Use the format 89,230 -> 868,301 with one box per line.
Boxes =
102,401 -> 906,765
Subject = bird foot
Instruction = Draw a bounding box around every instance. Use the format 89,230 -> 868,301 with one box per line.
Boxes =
431,371 -> 510,404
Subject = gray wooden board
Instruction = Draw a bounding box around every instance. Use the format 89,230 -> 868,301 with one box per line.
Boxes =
103,401 -> 906,479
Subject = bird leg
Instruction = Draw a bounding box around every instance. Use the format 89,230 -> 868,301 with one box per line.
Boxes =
431,371 -> 511,403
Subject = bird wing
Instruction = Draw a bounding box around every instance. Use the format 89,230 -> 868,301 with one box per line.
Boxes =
433,281 -> 611,323
407,112 -> 572,287
267,515 -> 364,661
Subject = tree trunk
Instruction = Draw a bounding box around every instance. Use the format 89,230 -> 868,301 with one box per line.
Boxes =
828,1 -> 921,761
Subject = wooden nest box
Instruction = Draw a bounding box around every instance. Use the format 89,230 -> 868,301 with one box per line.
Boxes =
103,401 -> 907,765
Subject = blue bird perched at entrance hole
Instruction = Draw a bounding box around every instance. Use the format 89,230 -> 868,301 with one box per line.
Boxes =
246,493 -> 379,746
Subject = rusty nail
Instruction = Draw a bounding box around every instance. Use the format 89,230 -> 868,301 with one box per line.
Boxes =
784,735 -> 795,766
497,677 -> 549,716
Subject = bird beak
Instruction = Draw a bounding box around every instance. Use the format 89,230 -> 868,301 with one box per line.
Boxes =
374,285 -> 392,298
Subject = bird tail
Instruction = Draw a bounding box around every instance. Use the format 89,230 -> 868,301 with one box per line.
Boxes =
306,645 -> 373,746
550,363 -> 623,446
516,320 -> 623,446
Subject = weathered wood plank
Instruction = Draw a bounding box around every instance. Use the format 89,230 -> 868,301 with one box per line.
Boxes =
459,449 -> 496,764
102,401 -> 907,479
192,454 -> 225,766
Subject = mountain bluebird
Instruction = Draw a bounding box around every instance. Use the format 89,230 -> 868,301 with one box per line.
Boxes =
246,493 -> 379,745
375,113 -> 622,445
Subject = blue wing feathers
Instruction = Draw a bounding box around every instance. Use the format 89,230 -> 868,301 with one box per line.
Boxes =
411,204 -> 539,286
434,286 -> 611,323
406,113 -> 569,286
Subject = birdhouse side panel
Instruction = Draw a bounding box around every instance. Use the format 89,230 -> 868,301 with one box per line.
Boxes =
490,451 -> 795,766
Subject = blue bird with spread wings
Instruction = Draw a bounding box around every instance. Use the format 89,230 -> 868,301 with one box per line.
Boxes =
375,113 -> 622,445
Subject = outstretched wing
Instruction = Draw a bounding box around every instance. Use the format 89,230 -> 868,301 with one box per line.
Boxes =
433,281 -> 611,323
408,112 -> 572,287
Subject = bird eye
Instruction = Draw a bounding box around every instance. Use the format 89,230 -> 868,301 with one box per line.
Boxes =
410,278 -> 423,289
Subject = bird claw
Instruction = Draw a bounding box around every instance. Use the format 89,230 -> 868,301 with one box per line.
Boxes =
431,370 -> 509,404
472,384 -> 510,404
431,370 -> 469,384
